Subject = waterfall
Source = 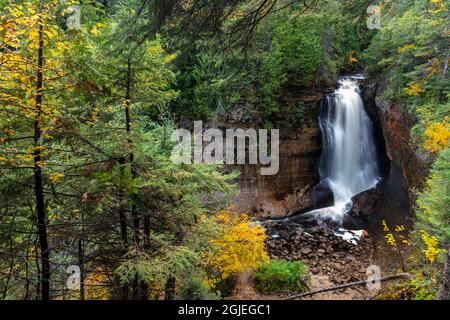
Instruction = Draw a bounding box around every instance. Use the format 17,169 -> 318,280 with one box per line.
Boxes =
306,77 -> 380,224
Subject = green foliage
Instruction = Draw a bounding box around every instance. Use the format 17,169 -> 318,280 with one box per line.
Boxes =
0,0 -> 240,300
177,275 -> 221,300
364,1 -> 449,104
380,276 -> 437,300
171,51 -> 245,120
170,3 -> 359,123
293,101 -> 306,126
253,259 -> 309,294
257,38 -> 286,118
274,15 -> 323,85
408,275 -> 438,300
363,4 -> 449,302
416,148 -> 450,242
379,228 -> 445,300
116,246 -> 200,287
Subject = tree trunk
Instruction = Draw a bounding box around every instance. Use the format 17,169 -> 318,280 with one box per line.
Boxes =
23,237 -> 31,300
140,215 -> 151,299
283,273 -> 412,300
164,277 -> 176,300
78,239 -> 85,300
118,64 -> 131,298
34,241 -> 40,300
124,58 -> 140,248
123,57 -> 143,300
118,201 -> 129,300
438,248 -> 450,300
3,238 -> 14,299
34,21 -> 50,301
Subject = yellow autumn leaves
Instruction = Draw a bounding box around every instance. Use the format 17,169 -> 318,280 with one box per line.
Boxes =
382,220 -> 443,264
90,23 -> 105,37
398,44 -> 416,54
416,106 -> 450,154
428,0 -> 446,14
207,208 -> 268,280
348,50 -> 358,65
0,2 -> 60,50
423,121 -> 450,153
419,230 -> 442,264
404,82 -> 424,96
383,220 -> 410,247
396,7 -> 449,154
0,1 -> 71,185
49,172 -> 65,182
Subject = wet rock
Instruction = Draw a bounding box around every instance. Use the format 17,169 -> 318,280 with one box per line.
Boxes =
265,220 -> 373,287
279,229 -> 291,240
311,179 -> 335,208
311,267 -> 319,274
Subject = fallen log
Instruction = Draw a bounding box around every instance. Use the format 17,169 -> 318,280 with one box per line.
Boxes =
283,273 -> 412,300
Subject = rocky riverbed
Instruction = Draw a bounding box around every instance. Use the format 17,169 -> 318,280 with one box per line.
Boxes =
264,221 -> 373,286
229,219 -> 378,300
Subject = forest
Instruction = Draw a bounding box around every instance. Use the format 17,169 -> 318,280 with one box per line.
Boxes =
0,0 -> 449,302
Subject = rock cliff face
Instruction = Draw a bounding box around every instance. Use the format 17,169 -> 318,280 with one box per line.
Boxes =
362,80 -> 432,204
232,89 -> 324,216
377,103 -> 431,194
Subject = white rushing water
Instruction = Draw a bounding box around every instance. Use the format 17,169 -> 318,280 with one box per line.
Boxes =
306,77 -> 380,224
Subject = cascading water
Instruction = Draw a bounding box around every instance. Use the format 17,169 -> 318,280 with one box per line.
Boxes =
303,76 -> 380,225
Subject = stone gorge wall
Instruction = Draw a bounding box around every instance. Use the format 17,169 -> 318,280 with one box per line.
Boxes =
363,80 -> 432,204
231,89 -> 324,217
233,122 -> 321,216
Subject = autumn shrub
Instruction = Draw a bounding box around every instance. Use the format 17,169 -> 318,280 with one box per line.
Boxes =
379,224 -> 446,300
412,102 -> 450,154
381,220 -> 410,271
378,276 -> 437,300
207,209 -> 269,280
253,259 -> 309,294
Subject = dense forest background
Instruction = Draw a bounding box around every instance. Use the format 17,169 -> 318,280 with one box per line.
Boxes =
0,0 -> 448,300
